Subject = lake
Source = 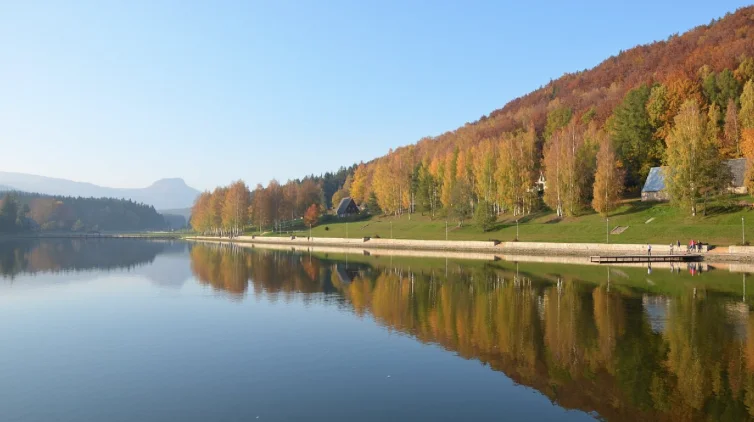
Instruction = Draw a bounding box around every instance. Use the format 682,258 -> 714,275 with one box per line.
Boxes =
1,239 -> 754,421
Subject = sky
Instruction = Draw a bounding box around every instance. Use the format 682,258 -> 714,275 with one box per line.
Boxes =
1,0 -> 752,191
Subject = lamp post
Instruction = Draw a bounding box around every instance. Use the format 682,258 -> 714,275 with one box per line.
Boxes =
390,220 -> 393,239
606,217 -> 609,244
346,222 -> 349,239
516,219 -> 519,241
445,220 -> 448,241
743,217 -> 746,245
309,223 -> 312,240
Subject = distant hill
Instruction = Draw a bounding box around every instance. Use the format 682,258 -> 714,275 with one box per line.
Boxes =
159,207 -> 192,221
0,172 -> 200,210
1,191 -> 167,233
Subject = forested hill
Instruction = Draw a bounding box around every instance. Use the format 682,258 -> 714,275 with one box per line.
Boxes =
0,191 -> 168,233
419,6 -> 754,158
196,6 -> 754,232
340,5 -> 754,216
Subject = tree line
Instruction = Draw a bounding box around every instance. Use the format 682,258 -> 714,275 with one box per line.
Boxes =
190,178 -> 328,235
0,191 -> 168,233
345,55 -> 754,221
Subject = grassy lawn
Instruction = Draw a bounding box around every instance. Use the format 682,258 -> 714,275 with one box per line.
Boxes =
260,197 -> 754,246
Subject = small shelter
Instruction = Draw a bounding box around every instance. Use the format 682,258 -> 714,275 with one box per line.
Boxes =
335,197 -> 359,217
641,158 -> 748,201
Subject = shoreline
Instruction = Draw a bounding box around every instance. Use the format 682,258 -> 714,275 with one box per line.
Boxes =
185,235 -> 754,263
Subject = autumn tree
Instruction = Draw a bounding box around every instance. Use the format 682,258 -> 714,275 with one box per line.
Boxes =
592,135 -> 624,217
440,149 -> 458,209
741,129 -> 754,192
222,180 -> 250,236
250,184 -> 268,232
296,179 -> 323,216
723,99 -> 741,157
209,187 -> 227,235
498,126 -> 538,216
471,140 -> 497,205
665,100 -> 729,216
303,203 -> 320,228
349,164 -> 372,205
543,129 -> 566,217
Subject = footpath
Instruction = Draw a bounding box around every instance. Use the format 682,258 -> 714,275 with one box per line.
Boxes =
185,235 -> 754,263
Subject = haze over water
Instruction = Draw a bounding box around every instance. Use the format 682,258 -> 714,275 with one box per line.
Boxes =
2,239 -> 754,421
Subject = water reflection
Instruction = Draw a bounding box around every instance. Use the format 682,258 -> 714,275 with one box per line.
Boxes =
4,239 -> 754,420
187,243 -> 754,421
0,239 -> 190,287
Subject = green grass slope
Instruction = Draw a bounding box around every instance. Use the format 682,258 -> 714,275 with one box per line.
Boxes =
263,198 -> 754,246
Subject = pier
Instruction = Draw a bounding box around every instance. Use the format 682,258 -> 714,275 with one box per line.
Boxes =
590,254 -> 702,264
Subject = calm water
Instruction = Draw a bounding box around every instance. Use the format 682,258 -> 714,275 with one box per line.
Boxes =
2,240 -> 754,421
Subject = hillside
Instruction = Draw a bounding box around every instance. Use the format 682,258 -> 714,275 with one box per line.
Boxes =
196,6 -> 754,237
411,6 -> 754,161
338,5 -> 754,217
0,172 -> 200,210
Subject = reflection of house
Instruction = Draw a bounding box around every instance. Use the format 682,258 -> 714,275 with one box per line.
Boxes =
725,302 -> 749,340
333,264 -> 361,285
336,197 -> 359,217
641,158 -> 748,202
642,295 -> 669,334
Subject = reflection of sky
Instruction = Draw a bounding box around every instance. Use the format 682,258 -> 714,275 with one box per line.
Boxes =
0,249 -> 593,422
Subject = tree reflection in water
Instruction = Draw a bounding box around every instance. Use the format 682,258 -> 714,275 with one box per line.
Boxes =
186,243 -> 754,421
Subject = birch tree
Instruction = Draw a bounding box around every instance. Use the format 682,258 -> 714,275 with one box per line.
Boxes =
665,100 -> 729,216
592,135 -> 624,217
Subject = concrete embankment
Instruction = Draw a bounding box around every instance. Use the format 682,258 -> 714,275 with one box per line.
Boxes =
185,235 -> 754,261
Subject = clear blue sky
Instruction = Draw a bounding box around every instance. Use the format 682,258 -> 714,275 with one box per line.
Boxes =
1,0 -> 750,191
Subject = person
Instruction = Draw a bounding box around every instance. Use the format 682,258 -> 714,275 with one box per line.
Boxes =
648,244 -> 652,257
697,240 -> 702,253
669,243 -> 674,255
689,240 -> 695,253
677,240 -> 681,249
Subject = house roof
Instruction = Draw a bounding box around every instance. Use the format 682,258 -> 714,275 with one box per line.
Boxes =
727,158 -> 747,187
336,197 -> 356,215
642,158 -> 748,193
642,166 -> 666,193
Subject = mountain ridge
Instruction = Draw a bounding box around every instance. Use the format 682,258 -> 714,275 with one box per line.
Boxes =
0,171 -> 200,210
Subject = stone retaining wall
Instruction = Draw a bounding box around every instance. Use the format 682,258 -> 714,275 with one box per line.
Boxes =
187,236 -> 708,256
729,246 -> 754,254
189,235 -> 497,251
500,241 -> 706,255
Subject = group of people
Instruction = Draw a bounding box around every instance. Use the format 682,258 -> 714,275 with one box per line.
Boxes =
665,240 -> 705,255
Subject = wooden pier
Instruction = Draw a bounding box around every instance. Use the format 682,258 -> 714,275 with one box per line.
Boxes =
590,254 -> 702,264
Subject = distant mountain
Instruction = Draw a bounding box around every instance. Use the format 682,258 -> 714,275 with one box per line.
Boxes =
0,172 -> 200,210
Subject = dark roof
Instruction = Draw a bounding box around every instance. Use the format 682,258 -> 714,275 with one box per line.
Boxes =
642,167 -> 666,193
642,158 -> 748,193
336,197 -> 357,215
726,158 -> 747,188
